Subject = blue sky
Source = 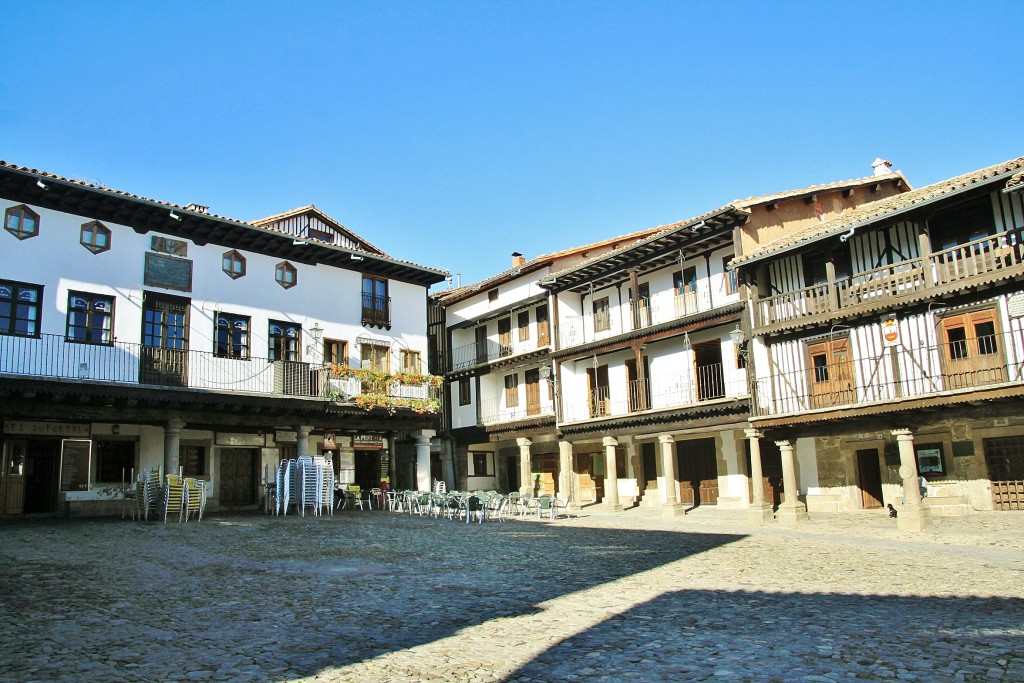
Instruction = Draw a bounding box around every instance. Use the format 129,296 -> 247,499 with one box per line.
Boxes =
2,1 -> 1021,288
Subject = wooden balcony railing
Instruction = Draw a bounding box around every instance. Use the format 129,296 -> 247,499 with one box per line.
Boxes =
751,328 -> 1023,418
756,233 -> 1024,329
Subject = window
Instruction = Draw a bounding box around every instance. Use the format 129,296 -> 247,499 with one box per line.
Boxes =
4,204 -> 39,240
360,342 -> 390,372
673,267 -> 697,294
806,337 -> 855,408
268,320 -> 301,361
471,452 -> 492,476
929,196 -> 996,251
80,221 -> 111,254
518,311 -> 530,341
459,377 -> 471,405
723,256 -> 737,294
222,250 -> 246,279
939,308 -> 1005,389
181,445 -> 207,476
95,440 -> 136,482
362,276 -> 390,327
275,261 -> 297,289
324,338 -> 348,366
487,288 -> 498,302
215,312 -> 250,359
593,296 -> 610,332
536,305 -> 550,346
400,349 -> 421,374
308,226 -> 334,242
66,292 -> 114,345
0,280 -> 42,337
498,317 -> 512,355
504,374 -> 519,407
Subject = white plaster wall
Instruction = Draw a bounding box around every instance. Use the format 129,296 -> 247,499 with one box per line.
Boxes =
796,437 -> 819,491
444,270 -> 549,327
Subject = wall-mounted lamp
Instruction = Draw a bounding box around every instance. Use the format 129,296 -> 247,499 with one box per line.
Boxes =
309,323 -> 324,342
36,179 -> 48,190
169,210 -> 182,221
729,325 -> 749,360
293,238 -> 307,246
681,331 -> 692,352
350,254 -> 364,261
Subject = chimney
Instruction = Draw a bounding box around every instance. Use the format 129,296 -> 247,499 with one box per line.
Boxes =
511,252 -> 526,268
184,203 -> 209,214
871,158 -> 894,177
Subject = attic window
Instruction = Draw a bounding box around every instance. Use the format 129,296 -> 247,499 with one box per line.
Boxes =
308,227 -> 333,242
487,289 -> 498,302
80,221 -> 111,254
222,250 -> 246,279
5,205 -> 39,240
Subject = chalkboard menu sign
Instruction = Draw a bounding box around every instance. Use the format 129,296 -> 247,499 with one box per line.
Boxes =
144,252 -> 193,292
60,439 -> 92,491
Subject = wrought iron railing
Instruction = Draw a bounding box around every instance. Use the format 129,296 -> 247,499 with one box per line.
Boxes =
361,293 -> 391,328
450,335 -> 545,370
478,396 -> 554,425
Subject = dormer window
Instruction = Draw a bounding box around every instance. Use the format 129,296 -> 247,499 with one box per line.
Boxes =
223,250 -> 246,279
5,205 -> 39,240
275,261 -> 297,289
80,221 -> 111,254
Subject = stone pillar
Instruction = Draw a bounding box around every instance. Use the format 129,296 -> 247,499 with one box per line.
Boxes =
659,434 -> 685,516
295,425 -> 312,460
163,418 -> 186,476
557,440 -> 573,500
414,430 -> 435,492
893,428 -> 931,531
517,437 -> 533,495
746,428 -> 774,524
603,436 -> 623,512
775,439 -> 808,524
388,432 -> 398,486
441,440 -> 455,491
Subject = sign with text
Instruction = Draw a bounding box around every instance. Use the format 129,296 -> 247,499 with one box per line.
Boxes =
4,421 -> 91,437
59,439 -> 92,491
353,434 -> 384,450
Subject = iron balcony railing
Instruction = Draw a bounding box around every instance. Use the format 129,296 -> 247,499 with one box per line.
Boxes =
450,334 -> 546,370
756,233 -> 1024,328
561,362 -> 747,423
557,287 -> 715,349
361,293 -> 391,328
0,332 -> 433,405
478,396 -> 554,425
752,328 -> 1024,418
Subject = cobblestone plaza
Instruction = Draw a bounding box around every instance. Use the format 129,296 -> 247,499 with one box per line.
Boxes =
1,509 -> 1022,682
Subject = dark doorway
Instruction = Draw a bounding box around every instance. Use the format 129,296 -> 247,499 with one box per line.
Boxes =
856,448 -> 884,509
746,439 -> 783,510
505,454 -> 520,494
355,450 -> 382,492
677,438 -> 718,507
641,442 -> 658,492
220,447 -> 257,507
23,439 -> 60,513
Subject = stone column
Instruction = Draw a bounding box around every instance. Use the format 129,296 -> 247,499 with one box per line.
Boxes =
603,436 -> 623,512
441,440 -> 455,491
557,440 -> 573,500
775,439 -> 808,524
388,432 -> 398,487
746,428 -> 774,524
659,434 -> 685,517
295,425 -> 312,460
517,437 -> 533,495
414,430 -> 435,492
163,418 -> 186,476
893,428 -> 931,531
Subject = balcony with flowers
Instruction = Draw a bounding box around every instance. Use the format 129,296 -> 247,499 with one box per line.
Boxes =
327,364 -> 443,415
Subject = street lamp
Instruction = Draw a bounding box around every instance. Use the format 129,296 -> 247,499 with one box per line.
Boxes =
729,324 -> 748,361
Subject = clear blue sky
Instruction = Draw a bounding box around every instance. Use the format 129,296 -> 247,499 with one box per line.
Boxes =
3,1 -> 1021,288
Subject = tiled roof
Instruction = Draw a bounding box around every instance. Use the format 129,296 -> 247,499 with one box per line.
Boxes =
1005,171 -> 1024,192
733,155 -> 1024,267
733,172 -> 907,208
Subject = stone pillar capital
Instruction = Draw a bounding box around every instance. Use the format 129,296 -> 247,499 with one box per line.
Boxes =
657,434 -> 675,445
891,428 -> 914,441
602,436 -> 618,448
774,439 -> 793,451
516,437 -> 533,448
296,425 -> 313,439
414,434 -> 432,446
166,418 -> 186,432
744,428 -> 763,440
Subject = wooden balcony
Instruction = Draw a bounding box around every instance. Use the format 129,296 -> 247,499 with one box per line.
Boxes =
751,328 -> 1024,422
755,234 -> 1024,333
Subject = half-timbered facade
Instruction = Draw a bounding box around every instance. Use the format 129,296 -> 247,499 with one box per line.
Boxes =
0,162 -> 447,517
735,155 -> 1024,528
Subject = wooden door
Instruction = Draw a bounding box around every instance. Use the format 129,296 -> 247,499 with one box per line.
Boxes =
220,448 -> 257,507
574,452 -> 603,503
807,337 -> 855,408
746,439 -> 783,510
586,364 -> 611,417
475,326 -> 488,364
498,317 -> 512,356
632,283 -> 651,328
140,292 -> 190,386
856,448 -> 884,509
940,309 -> 1006,390
0,441 -> 26,514
625,356 -> 651,412
983,436 -> 1024,510
23,440 -> 59,514
694,341 -> 725,401
536,305 -> 550,347
641,442 -> 658,491
525,368 -> 541,415
677,438 -> 718,506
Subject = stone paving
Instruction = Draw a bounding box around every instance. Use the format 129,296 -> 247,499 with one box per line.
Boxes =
0,505 -> 1022,682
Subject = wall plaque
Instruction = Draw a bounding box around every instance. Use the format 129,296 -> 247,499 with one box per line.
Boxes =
151,236 -> 188,257
60,439 -> 92,491
4,420 -> 91,437
216,432 -> 264,447
144,252 -> 193,292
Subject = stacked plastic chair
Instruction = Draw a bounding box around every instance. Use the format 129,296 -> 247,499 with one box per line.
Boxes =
183,478 -> 207,522
163,474 -> 185,523
297,456 -> 321,516
276,459 -> 293,515
134,469 -> 161,521
318,457 -> 334,516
